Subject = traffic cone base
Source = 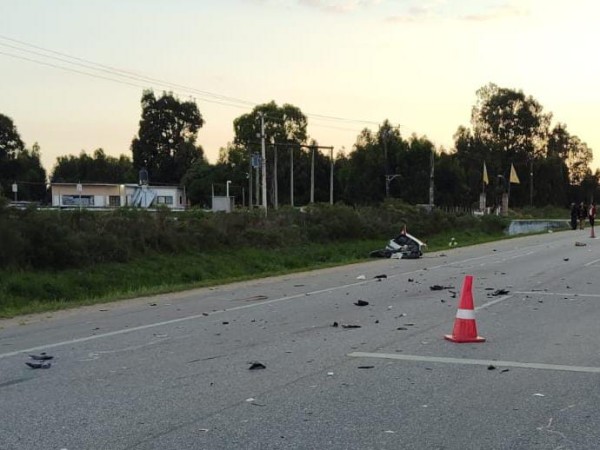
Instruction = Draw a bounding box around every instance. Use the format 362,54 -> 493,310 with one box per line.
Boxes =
444,334 -> 486,343
444,275 -> 485,344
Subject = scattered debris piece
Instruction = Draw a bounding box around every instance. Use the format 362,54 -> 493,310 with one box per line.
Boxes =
430,285 -> 453,291
449,290 -> 457,298
373,274 -> 387,279
246,398 -> 255,402
408,278 -> 414,282
29,352 -> 53,361
487,365 -> 496,370
248,362 -> 266,370
439,254 -> 446,257
575,242 -> 587,247
241,295 -> 269,302
501,369 -> 510,373
332,322 -> 339,327
149,303 -> 157,307
294,284 -> 305,287
375,320 -> 380,324
25,361 -> 51,369
356,275 -> 366,280
533,393 -> 545,397
358,365 -> 374,369
354,300 -> 369,307
397,327 -> 408,331
563,258 -> 569,261
342,324 -> 362,329
327,372 -> 334,376
222,321 -> 229,325
489,289 -> 510,296
440,299 -> 446,303
404,323 -> 415,326
202,312 -> 209,316
384,430 -> 396,434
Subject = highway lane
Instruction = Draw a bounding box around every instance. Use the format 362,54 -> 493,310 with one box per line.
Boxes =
0,229 -> 599,449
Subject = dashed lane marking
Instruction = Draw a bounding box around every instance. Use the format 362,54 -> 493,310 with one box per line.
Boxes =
347,352 -> 600,374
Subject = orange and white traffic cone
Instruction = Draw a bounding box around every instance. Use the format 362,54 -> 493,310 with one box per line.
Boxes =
591,226 -> 596,239
444,275 -> 485,343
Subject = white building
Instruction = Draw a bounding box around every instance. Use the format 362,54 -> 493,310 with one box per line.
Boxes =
50,183 -> 186,209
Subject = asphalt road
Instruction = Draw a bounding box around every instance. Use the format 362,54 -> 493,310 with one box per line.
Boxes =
1,229 -> 600,450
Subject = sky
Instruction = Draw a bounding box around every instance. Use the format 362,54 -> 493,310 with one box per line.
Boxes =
1,0 -> 600,176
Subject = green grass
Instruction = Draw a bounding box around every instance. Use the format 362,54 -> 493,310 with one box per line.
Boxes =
0,240 -> 382,318
0,228 -> 520,319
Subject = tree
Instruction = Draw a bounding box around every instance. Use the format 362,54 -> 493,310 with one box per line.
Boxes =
232,101 -> 308,206
131,90 -> 205,184
0,114 -> 46,201
51,148 -> 136,183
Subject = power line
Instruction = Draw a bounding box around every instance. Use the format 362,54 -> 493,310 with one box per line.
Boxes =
0,34 -> 387,128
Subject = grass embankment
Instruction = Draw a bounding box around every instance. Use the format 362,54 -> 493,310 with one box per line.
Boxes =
0,231 -> 510,319
0,201 -> 535,318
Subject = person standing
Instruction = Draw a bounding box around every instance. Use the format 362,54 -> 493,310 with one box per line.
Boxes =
578,202 -> 587,230
570,203 -> 578,230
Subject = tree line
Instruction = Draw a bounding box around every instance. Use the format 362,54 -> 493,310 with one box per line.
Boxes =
1,83 -> 598,207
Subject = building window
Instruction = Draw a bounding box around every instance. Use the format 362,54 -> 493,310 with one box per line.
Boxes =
109,196 -> 121,207
157,196 -> 173,205
62,195 -> 94,206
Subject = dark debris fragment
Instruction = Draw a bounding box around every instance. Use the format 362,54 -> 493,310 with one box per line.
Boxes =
248,362 -> 266,370
354,300 -> 369,307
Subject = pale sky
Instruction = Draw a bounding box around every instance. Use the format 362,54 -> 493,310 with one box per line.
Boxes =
1,0 -> 600,175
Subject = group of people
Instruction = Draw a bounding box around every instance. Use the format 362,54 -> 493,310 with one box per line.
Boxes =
571,201 -> 596,230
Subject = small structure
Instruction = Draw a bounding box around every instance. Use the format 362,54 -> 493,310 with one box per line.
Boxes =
50,183 -> 186,210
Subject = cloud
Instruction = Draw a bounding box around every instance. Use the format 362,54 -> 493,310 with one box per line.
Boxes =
298,0 -> 382,14
461,3 -> 530,21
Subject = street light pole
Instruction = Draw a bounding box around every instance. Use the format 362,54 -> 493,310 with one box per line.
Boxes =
259,112 -> 267,213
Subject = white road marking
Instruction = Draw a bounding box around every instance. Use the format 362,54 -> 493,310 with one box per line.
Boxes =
0,241 -> 563,360
476,295 -> 513,310
584,258 -> 600,267
348,352 -> 600,374
515,291 -> 600,298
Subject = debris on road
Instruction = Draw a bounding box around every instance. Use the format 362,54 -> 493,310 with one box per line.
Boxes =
327,372 -> 334,376
341,324 -> 362,329
358,365 -> 374,369
149,303 -> 157,307
248,362 -> 266,370
397,327 -> 408,331
356,275 -> 366,280
25,361 -> 51,369
489,289 -> 510,296
563,258 -> 569,261
487,365 -> 496,370
575,241 -> 587,247
374,274 -> 387,279
369,229 -> 426,259
29,352 -> 53,361
222,321 -> 229,325
430,285 -> 453,291
354,300 -> 369,307
501,369 -> 510,373
533,393 -> 545,397
332,321 -> 339,327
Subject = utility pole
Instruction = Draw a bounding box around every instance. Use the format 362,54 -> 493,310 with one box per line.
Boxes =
259,112 -> 267,213
429,148 -> 435,207
329,147 -> 334,205
248,147 -> 253,209
310,145 -> 315,203
529,159 -> 534,207
290,146 -> 294,207
273,143 -> 278,209
383,130 -> 390,197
